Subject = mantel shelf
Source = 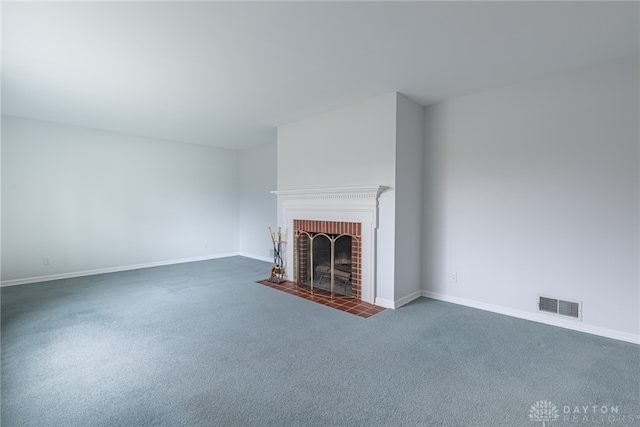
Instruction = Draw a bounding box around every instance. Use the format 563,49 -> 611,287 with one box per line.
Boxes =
271,186 -> 387,200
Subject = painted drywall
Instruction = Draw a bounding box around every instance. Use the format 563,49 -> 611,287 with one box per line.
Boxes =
394,94 -> 425,302
277,93 -> 398,190
1,116 -> 240,283
239,142 -> 277,262
423,57 -> 640,340
277,93 -> 398,304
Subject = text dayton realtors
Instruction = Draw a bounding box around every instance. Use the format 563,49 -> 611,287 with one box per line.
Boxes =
562,405 -> 636,424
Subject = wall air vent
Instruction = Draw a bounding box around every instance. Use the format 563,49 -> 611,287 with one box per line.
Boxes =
538,295 -> 582,320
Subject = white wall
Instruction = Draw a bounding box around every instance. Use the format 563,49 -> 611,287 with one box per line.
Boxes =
277,93 -> 398,304
394,94 -> 424,302
423,57 -> 640,341
1,116 -> 240,283
277,93 -> 398,190
239,142 -> 277,262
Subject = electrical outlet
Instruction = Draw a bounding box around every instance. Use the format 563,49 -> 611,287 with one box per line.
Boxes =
43,257 -> 51,266
269,249 -> 274,257
202,242 -> 209,249
450,272 -> 457,283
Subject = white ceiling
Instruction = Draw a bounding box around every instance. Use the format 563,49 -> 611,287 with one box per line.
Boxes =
2,1 -> 639,150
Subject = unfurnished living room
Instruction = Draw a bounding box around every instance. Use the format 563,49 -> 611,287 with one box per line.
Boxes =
1,2 -> 639,426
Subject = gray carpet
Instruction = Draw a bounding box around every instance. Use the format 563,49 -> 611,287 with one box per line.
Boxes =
2,256 -> 639,426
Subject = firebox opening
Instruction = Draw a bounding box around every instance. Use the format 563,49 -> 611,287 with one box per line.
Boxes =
306,233 -> 352,297
293,220 -> 362,300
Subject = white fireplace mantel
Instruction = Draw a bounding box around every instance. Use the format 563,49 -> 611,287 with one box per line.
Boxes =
272,186 -> 386,199
271,186 -> 387,304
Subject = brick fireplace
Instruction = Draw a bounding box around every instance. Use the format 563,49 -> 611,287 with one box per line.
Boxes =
293,220 -> 362,299
272,186 -> 385,304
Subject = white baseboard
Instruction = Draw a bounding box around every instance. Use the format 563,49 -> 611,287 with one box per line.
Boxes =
422,290 -> 640,345
375,297 -> 395,309
394,290 -> 423,308
238,252 -> 272,263
0,252 -> 241,287
375,290 -> 422,309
